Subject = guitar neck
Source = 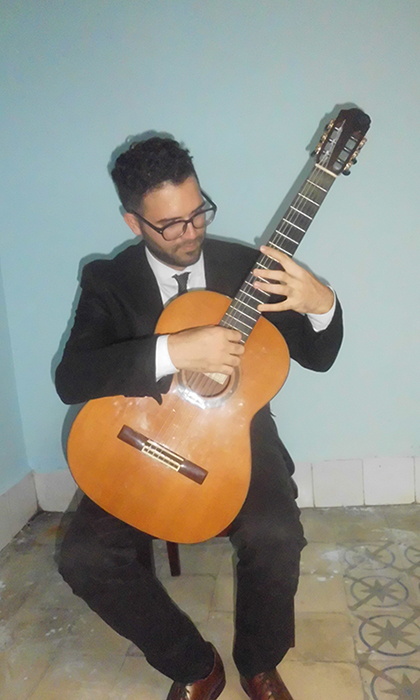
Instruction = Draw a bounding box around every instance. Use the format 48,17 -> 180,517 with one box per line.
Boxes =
219,164 -> 337,341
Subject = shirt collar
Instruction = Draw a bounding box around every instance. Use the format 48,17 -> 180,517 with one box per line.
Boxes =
144,245 -> 205,305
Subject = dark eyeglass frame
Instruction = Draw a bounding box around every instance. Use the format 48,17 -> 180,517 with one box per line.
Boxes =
128,191 -> 217,241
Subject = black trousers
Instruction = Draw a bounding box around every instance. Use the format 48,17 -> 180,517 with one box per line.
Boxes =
59,415 -> 306,683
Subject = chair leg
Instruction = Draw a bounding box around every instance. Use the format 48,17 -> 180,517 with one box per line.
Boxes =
166,541 -> 181,576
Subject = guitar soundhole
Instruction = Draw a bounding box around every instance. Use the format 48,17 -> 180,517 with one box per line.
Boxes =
183,371 -> 230,398
176,367 -> 239,408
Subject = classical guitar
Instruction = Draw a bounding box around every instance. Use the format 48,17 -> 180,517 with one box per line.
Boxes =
67,108 -> 370,543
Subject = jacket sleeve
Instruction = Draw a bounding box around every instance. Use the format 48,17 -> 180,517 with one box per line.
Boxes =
55,265 -> 169,405
264,297 -> 343,372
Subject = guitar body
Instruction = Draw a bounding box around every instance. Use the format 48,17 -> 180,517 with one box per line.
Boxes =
67,290 -> 290,543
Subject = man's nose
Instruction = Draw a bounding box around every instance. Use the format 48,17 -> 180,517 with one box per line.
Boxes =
183,221 -> 197,239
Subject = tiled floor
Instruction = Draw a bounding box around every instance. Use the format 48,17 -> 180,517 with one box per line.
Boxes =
2,505 -> 420,699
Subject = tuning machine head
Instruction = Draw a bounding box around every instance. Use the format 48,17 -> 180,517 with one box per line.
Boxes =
313,119 -> 335,156
342,137 -> 367,174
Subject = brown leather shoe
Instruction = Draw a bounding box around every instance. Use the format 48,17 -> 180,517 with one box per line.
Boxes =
240,669 -> 294,700
166,646 -> 225,700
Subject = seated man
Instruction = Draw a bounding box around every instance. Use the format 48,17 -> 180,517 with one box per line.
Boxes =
55,136 -> 342,700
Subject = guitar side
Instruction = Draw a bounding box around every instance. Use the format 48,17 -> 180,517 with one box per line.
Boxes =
67,290 -> 290,543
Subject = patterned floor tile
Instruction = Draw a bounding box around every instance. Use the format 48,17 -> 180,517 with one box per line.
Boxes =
344,570 -> 420,613
2,506 -> 420,699
351,607 -> 420,661
360,657 -> 420,699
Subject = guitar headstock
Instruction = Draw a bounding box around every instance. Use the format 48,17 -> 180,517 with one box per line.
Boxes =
314,108 -> 371,175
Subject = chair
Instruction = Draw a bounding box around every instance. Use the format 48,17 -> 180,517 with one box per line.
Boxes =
165,528 -> 231,576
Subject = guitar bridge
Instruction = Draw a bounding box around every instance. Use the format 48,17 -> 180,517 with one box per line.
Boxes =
117,425 -> 208,485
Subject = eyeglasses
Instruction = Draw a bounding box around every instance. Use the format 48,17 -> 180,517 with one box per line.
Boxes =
129,192 -> 217,241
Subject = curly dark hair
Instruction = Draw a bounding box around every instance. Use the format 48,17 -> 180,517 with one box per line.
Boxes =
111,136 -> 197,212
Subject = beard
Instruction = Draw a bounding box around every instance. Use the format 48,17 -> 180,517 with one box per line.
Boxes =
142,231 -> 205,269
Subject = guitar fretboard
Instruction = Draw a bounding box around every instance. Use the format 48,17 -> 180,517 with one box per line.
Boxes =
219,164 -> 336,341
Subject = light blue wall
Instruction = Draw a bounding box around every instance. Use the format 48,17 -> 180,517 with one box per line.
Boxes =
1,0 -> 419,479
0,262 -> 28,493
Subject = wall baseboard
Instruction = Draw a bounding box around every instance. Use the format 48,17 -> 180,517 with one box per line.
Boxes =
0,472 -> 38,551
1,457 -> 420,552
33,469 -> 79,513
295,456 -> 420,509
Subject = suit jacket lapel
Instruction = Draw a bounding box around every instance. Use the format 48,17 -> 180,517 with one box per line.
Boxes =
126,241 -> 164,317
203,238 -> 234,295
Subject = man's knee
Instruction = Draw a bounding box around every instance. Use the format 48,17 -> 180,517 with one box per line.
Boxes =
58,517 -> 106,597
233,511 -> 305,554
231,516 -> 305,592
59,532 -> 89,594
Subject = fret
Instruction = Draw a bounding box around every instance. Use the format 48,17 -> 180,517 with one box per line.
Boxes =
283,212 -> 313,232
315,163 -> 337,178
243,279 -> 270,297
224,313 -> 253,332
267,240 -> 294,256
232,294 -> 261,310
219,318 -> 248,342
282,219 -> 306,233
238,288 -> 269,304
253,273 -> 270,282
275,229 -> 299,244
297,193 -> 319,206
228,306 -> 259,324
294,193 -> 322,213
307,179 -> 327,192
233,297 -> 260,313
290,206 -> 313,220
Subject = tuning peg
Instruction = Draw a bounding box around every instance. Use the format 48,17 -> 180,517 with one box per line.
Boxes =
342,170 -> 351,176
352,159 -> 358,165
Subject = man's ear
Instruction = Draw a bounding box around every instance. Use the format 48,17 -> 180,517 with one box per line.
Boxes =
124,212 -> 142,238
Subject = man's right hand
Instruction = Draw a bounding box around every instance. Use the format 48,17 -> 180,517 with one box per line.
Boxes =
167,326 -> 244,375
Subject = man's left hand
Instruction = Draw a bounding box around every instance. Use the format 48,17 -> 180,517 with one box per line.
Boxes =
253,246 -> 334,315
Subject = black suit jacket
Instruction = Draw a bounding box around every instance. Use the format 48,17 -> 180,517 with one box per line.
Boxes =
56,238 -> 343,475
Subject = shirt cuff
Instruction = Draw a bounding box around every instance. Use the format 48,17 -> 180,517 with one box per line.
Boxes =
155,335 -> 178,381
306,289 -> 336,332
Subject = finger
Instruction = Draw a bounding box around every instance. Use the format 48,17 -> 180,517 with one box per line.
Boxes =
222,328 -> 243,343
254,280 -> 291,295
260,245 -> 298,273
257,299 -> 292,313
229,343 -> 245,356
252,268 -> 288,283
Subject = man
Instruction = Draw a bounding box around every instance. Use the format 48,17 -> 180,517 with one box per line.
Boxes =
56,136 -> 342,700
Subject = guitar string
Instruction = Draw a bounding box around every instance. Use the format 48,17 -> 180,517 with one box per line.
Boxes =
228,165 -> 333,337
174,133 -> 340,406
151,164 -> 334,458
151,163 -> 336,462
153,164 -> 334,458
191,165 -> 333,394
166,161 -> 335,409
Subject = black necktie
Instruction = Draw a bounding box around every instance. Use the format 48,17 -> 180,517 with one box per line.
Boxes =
173,272 -> 190,296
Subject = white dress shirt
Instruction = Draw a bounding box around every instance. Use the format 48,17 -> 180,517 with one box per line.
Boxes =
144,246 -> 336,381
